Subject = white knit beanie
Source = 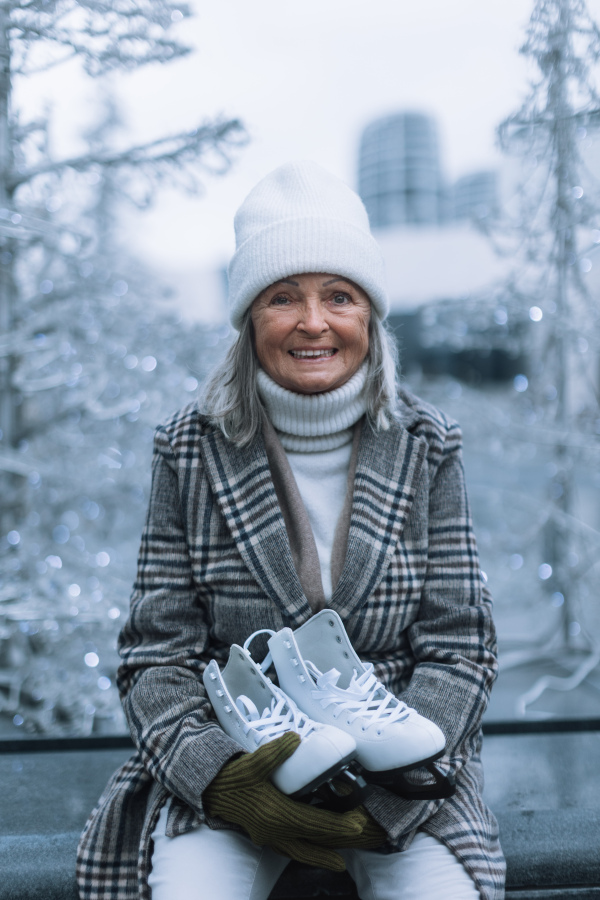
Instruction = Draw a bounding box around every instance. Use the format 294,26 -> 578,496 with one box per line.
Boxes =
228,161 -> 389,329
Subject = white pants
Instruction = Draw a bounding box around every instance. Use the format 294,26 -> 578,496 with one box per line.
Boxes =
149,804 -> 480,900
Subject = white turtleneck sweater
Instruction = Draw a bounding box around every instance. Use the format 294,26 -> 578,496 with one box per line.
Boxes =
257,365 -> 367,600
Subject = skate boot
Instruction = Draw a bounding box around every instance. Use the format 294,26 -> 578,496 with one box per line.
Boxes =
203,632 -> 357,799
268,610 -> 455,801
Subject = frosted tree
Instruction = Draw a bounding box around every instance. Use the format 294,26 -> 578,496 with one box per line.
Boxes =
490,0 -> 600,713
0,0 -> 244,475
408,0 -> 600,717
0,2 -> 245,735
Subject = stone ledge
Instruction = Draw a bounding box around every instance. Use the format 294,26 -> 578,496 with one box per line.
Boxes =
0,832 -> 79,900
1,734 -> 600,899
0,810 -> 599,900
499,809 -> 600,891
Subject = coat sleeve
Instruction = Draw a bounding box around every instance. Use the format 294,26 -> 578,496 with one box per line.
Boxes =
365,420 -> 498,845
116,425 -> 244,817
402,419 -> 498,763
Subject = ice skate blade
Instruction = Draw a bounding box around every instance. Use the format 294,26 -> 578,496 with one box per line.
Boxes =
363,756 -> 456,801
289,750 -> 357,799
297,766 -> 372,812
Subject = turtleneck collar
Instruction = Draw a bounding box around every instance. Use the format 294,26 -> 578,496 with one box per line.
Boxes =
257,363 -> 367,452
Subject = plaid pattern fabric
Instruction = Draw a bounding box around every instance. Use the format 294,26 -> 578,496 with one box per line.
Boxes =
76,389 -> 505,900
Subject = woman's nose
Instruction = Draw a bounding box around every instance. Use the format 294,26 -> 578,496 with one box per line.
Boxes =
297,299 -> 329,334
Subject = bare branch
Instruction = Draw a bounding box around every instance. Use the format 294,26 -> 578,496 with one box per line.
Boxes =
10,118 -> 248,189
10,0 -> 193,77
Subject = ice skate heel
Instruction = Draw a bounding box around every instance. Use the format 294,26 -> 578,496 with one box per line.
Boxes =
268,610 -> 453,799
203,632 -> 357,798
361,753 -> 456,800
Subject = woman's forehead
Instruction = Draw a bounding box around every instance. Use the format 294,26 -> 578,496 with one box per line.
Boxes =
266,275 -> 359,290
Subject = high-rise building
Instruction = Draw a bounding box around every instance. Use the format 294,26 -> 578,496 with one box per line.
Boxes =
358,113 -> 444,228
451,171 -> 499,221
357,112 -> 518,383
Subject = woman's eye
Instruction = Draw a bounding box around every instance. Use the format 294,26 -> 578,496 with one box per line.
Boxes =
331,293 -> 350,305
270,294 -> 290,306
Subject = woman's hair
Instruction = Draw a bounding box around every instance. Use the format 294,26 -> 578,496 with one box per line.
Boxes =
202,309 -> 399,447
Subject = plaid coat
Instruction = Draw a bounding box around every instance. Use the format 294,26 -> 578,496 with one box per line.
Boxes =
77,389 -> 505,900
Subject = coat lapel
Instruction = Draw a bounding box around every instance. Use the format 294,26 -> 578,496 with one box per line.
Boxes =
330,413 -> 427,617
199,428 -> 312,626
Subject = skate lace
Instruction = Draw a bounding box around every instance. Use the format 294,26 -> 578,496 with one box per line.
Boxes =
307,661 -> 410,729
236,685 -> 315,748
243,628 -> 276,675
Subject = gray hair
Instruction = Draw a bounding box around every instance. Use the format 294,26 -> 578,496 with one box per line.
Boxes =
202,311 -> 399,447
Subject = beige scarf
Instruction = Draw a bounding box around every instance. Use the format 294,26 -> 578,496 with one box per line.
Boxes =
262,416 -> 362,612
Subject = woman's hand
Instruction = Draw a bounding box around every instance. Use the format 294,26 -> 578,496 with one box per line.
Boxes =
203,732 -> 385,870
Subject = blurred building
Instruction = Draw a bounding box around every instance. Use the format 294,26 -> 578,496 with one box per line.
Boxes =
358,113 -> 444,228
451,171 -> 499,221
375,225 -> 525,383
357,112 -> 517,383
358,112 -> 499,229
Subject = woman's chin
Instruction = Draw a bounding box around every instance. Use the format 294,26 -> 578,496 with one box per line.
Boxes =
271,357 -> 362,395
282,372 -> 347,394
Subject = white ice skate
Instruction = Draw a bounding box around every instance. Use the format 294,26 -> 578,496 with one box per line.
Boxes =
267,610 -> 454,800
203,634 -> 357,798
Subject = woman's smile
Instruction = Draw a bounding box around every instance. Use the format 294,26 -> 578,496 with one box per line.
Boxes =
288,348 -> 337,359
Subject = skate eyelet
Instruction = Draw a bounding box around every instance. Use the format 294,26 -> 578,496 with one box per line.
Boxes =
291,658 -> 299,667
224,705 -> 232,713
343,652 -> 349,658
298,675 -> 306,683
209,672 -> 217,680
328,619 -> 335,627
336,636 -> 342,643
376,729 -> 382,735
216,690 -> 224,697
361,726 -> 367,732
284,640 -> 292,649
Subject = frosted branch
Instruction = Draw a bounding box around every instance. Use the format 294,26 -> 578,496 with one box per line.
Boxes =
10,119 -> 247,189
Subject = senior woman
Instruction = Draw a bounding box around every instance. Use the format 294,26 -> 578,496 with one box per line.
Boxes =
77,162 -> 505,900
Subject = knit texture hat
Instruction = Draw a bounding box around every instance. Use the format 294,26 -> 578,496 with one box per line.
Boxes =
228,161 -> 389,329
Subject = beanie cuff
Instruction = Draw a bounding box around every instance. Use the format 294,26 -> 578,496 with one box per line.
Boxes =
228,216 -> 389,329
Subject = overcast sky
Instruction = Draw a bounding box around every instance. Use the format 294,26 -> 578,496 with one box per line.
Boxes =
17,0 -> 599,276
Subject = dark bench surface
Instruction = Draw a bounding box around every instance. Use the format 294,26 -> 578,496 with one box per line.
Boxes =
1,732 -> 599,899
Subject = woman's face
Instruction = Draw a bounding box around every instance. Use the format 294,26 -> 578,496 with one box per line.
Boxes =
251,273 -> 371,394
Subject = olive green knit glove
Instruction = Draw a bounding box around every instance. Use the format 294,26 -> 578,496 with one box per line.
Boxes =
203,733 -> 384,870
331,804 -> 386,850
316,776 -> 386,849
